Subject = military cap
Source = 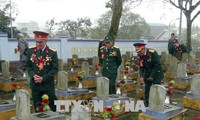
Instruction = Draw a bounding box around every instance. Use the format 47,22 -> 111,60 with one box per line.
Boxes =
33,30 -> 49,42
104,36 -> 113,42
133,43 -> 146,53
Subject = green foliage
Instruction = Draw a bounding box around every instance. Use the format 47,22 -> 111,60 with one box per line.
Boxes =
0,1 -> 17,38
88,10 -> 150,39
0,10 -> 11,33
88,11 -> 112,39
57,17 -> 92,39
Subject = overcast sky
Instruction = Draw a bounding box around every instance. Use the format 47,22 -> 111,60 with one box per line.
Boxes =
13,0 -> 200,28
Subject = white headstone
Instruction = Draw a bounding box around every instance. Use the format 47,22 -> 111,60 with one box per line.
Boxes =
96,77 -> 109,99
181,53 -> 189,63
169,57 -> 178,71
1,61 -> 9,79
149,85 -> 166,112
58,59 -> 64,71
177,63 -> 187,78
81,61 -> 89,77
92,56 -> 99,66
190,74 -> 200,95
57,71 -> 68,91
16,89 -> 30,120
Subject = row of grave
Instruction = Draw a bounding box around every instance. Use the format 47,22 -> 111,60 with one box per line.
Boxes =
1,52 -> 200,119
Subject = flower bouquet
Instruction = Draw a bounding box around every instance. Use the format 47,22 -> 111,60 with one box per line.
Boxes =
123,67 -> 129,80
71,58 -> 77,71
95,63 -> 102,76
165,80 -> 175,104
36,94 -> 51,112
11,83 -> 21,101
76,71 -> 85,88
115,79 -> 126,95
103,106 -> 115,120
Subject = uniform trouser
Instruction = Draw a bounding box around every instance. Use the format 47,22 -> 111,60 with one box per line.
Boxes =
144,80 -> 153,107
32,89 -> 57,112
102,72 -> 117,94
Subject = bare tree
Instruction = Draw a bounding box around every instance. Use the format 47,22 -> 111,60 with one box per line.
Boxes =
45,18 -> 56,38
168,0 -> 200,51
105,0 -> 142,43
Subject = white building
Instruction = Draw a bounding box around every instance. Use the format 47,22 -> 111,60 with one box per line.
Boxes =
17,21 -> 39,37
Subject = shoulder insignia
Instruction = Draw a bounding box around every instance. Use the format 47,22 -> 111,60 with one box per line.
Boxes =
113,46 -> 119,48
100,46 -> 105,49
149,49 -> 155,53
29,46 -> 36,49
49,48 -> 56,52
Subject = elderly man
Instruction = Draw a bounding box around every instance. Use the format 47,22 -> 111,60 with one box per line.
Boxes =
100,36 -> 122,94
133,43 -> 164,107
15,31 -> 29,77
26,30 -> 58,112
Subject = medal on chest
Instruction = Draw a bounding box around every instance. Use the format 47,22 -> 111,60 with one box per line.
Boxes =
30,48 -> 50,71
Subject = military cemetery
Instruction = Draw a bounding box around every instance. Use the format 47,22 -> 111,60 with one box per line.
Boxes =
1,0 -> 200,120
1,37 -> 200,119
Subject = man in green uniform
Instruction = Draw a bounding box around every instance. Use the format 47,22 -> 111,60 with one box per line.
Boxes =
26,30 -> 58,112
168,33 -> 179,56
133,43 -> 164,107
173,41 -> 190,61
101,36 -> 122,94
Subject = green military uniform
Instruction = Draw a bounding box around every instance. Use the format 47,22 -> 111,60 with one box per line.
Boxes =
173,44 -> 189,61
168,38 -> 178,55
101,36 -> 122,94
26,45 -> 58,112
137,48 -> 164,106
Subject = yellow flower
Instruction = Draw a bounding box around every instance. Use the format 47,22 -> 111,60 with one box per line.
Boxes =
42,94 -> 49,100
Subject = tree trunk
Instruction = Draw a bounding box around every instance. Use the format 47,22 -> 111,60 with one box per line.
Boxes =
186,17 -> 192,51
107,0 -> 123,44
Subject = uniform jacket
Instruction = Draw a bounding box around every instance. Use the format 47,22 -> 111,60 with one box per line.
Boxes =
168,38 -> 178,55
101,46 -> 122,75
173,44 -> 189,61
26,46 -> 58,91
138,49 -> 164,84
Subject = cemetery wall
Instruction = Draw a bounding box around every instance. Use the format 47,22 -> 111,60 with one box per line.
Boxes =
0,33 -> 168,63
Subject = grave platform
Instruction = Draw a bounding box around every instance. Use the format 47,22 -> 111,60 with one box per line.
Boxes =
80,76 -> 97,88
188,67 -> 198,75
182,92 -> 200,111
139,89 -> 145,100
92,95 -> 129,107
165,70 -> 177,79
55,88 -> 96,100
121,80 -> 137,93
0,100 -> 16,120
92,112 -> 133,120
138,105 -> 187,120
11,111 -> 66,120
0,77 -> 27,92
173,77 -> 191,91
67,71 -> 78,82
119,70 -> 138,80
138,108 -> 187,120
